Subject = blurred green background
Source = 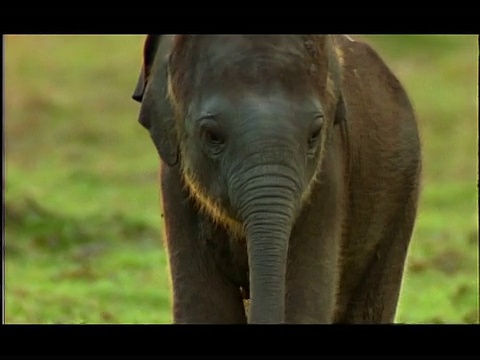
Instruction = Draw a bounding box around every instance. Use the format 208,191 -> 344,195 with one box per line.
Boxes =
4,35 -> 478,324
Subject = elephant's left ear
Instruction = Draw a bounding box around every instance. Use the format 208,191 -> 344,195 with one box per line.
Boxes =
334,92 -> 347,126
132,35 -> 162,103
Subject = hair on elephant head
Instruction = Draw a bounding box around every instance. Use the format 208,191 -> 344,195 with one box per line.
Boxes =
133,35 -> 348,323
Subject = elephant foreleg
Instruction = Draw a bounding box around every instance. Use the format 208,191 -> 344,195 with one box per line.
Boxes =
161,164 -> 247,324
284,195 -> 343,323
333,191 -> 418,324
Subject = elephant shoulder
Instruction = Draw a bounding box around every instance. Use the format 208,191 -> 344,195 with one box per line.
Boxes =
332,35 -> 420,177
332,35 -> 414,113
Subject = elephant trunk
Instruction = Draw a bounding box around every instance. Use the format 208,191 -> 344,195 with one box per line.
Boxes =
232,164 -> 301,324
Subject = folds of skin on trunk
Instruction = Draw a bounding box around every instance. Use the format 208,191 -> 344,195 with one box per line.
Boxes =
232,164 -> 301,324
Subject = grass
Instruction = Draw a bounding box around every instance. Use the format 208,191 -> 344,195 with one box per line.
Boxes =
4,35 -> 478,324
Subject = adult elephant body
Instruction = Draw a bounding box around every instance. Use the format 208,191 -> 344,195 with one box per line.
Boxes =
132,35 -> 421,323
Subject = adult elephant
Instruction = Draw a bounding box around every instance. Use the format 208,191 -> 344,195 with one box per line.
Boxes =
132,35 -> 422,324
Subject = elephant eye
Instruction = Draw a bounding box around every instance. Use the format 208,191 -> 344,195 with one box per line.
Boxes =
307,114 -> 324,155
204,128 -> 224,145
199,117 -> 226,155
308,128 -> 321,144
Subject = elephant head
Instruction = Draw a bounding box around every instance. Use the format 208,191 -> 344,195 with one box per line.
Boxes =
133,35 -> 346,323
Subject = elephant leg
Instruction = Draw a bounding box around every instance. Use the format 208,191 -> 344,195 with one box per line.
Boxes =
334,192 -> 418,323
284,144 -> 346,324
285,234 -> 340,323
284,195 -> 343,323
161,164 -> 247,324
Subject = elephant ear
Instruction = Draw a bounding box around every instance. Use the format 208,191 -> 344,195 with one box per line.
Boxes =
132,35 -> 161,103
132,35 -> 179,166
334,92 -> 347,126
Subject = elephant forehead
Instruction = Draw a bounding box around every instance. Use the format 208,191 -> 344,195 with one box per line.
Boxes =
231,93 -> 321,116
191,35 -> 313,87
198,35 -> 307,59
188,91 -> 322,131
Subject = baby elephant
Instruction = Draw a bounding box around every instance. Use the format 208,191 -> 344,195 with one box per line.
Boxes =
132,35 -> 421,324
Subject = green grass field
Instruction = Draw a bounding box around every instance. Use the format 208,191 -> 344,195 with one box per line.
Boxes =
4,35 -> 478,324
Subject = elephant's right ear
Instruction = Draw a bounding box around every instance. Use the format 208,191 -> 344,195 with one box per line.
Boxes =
133,35 -> 179,166
132,35 -> 161,103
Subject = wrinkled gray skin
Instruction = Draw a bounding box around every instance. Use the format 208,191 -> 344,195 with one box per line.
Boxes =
133,35 -> 421,324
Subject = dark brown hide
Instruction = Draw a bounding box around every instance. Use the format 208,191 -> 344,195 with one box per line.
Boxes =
132,34 -> 421,324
